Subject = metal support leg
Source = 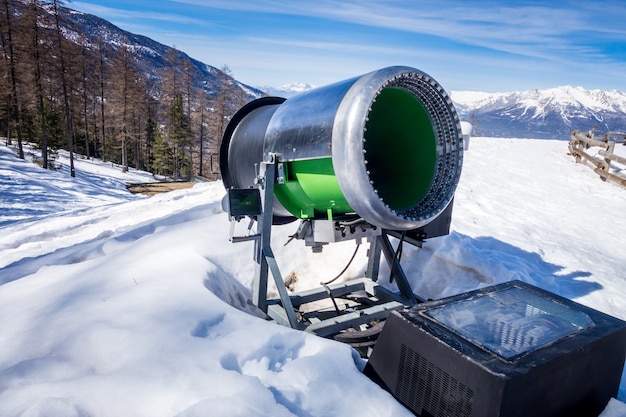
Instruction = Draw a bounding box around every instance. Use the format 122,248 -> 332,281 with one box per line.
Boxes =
253,157 -> 299,329
378,233 -> 419,305
365,236 -> 382,282
252,235 -> 268,313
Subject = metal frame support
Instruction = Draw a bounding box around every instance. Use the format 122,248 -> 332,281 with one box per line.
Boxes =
378,233 -> 421,305
365,236 -> 382,282
228,154 -> 421,337
366,233 -> 419,305
253,156 -> 300,329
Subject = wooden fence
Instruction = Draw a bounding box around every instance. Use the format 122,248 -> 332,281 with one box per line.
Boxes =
568,130 -> 626,188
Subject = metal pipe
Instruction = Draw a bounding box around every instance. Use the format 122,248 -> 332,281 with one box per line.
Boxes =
220,66 -> 463,230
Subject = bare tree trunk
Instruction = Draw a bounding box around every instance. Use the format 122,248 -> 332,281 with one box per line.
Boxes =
133,116 -> 140,170
121,46 -> 129,172
52,0 -> 75,177
184,59 -> 194,175
2,0 -> 24,159
91,95 -> 99,158
81,41 -> 90,158
199,105 -> 205,177
28,0 -> 49,168
99,41 -> 106,161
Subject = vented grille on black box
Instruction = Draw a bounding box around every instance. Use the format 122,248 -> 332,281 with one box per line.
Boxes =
363,280 -> 626,417
396,344 -> 474,417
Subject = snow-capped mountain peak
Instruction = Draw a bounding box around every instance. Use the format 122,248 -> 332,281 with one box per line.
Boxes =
258,82 -> 316,98
451,86 -> 626,138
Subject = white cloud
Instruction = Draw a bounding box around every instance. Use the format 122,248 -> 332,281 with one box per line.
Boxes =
73,2 -> 210,26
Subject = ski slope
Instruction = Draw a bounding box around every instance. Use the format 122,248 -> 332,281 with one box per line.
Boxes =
1,139 -> 625,416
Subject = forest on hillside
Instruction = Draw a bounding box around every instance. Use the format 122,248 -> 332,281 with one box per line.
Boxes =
0,0 -> 250,179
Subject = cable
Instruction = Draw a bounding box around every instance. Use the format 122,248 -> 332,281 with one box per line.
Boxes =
320,242 -> 361,286
320,242 -> 361,314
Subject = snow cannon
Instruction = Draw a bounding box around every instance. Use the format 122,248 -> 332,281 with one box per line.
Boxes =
220,66 -> 464,231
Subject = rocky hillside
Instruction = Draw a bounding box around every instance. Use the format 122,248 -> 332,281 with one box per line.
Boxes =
59,5 -> 264,100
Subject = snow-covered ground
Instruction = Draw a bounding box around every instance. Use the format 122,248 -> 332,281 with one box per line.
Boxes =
0,146 -> 155,227
1,139 -> 625,417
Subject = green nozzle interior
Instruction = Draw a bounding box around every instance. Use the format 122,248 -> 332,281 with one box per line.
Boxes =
273,86 -> 438,221
364,87 -> 436,211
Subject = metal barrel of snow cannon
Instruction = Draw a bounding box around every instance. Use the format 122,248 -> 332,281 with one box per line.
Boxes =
219,66 -> 463,230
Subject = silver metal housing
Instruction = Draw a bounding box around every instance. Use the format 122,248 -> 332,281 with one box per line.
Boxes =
220,66 -> 463,230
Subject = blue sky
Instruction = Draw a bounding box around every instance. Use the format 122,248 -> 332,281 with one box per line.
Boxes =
71,0 -> 626,93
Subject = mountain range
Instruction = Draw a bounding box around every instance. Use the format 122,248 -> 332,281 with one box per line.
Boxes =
451,87 -> 626,139
273,83 -> 626,139
64,5 -> 625,139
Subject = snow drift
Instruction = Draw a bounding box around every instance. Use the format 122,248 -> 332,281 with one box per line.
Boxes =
0,138 -> 625,416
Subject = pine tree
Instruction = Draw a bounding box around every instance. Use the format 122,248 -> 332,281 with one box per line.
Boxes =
152,132 -> 173,177
167,92 -> 192,179
145,111 -> 156,172
161,48 -> 198,179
